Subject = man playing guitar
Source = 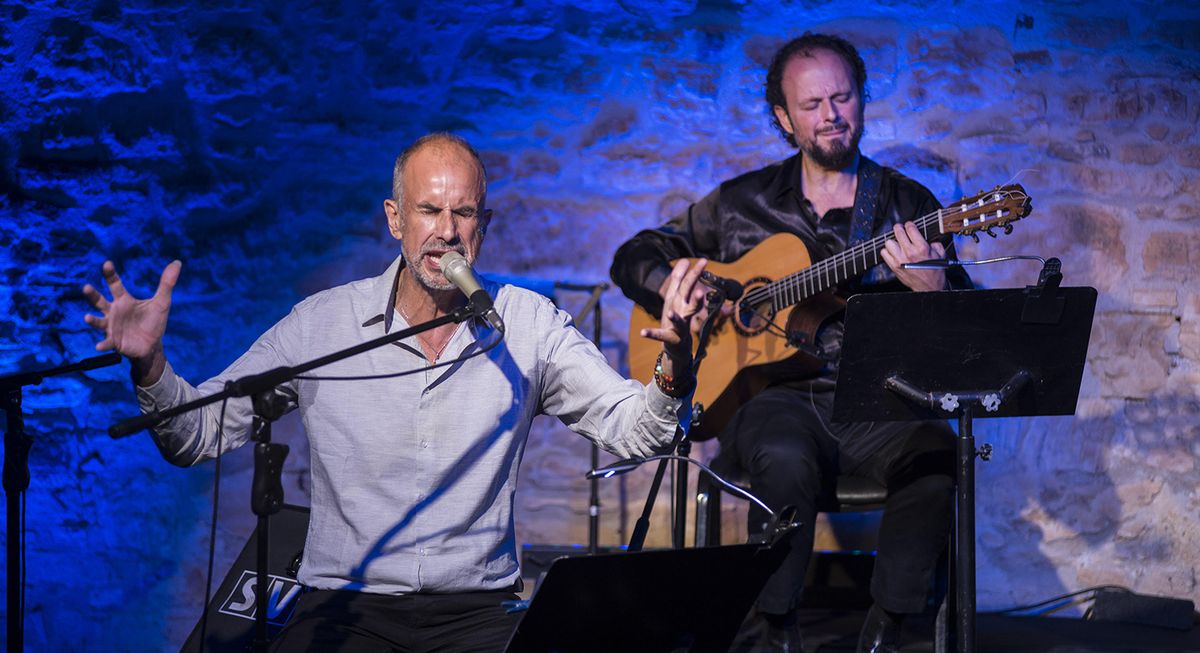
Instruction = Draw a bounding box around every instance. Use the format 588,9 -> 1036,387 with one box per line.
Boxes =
610,33 -> 974,653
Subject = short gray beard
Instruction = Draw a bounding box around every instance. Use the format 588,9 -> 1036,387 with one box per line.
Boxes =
406,242 -> 465,292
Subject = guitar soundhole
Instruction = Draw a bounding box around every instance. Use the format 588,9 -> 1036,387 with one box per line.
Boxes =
733,276 -> 774,337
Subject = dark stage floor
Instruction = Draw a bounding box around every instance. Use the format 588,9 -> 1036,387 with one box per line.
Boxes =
796,608 -> 1200,653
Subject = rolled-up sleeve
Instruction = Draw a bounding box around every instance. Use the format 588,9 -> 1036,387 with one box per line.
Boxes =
135,310 -> 302,466
535,299 -> 688,459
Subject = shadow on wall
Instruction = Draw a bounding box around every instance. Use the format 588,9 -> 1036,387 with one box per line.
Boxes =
975,388 -> 1199,612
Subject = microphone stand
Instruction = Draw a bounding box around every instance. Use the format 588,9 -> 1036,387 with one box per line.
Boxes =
0,352 -> 122,653
109,305 -> 480,652
627,288 -> 726,552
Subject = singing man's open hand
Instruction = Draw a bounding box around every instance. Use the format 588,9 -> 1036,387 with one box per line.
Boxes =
640,258 -> 707,390
83,260 -> 181,385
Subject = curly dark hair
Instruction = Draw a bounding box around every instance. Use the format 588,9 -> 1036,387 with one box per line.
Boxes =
765,33 -> 869,147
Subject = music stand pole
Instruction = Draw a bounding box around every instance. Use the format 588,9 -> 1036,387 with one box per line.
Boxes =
886,372 -> 1029,653
955,404 -> 977,653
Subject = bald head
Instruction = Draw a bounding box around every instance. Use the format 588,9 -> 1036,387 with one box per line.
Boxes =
392,133 -> 488,208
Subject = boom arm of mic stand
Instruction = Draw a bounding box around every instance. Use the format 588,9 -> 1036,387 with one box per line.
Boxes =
109,306 -> 475,439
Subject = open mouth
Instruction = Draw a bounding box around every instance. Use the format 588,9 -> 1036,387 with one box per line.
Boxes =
423,250 -> 463,271
424,252 -> 448,270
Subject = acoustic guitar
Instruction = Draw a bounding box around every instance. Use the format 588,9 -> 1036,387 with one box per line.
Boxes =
628,184 -> 1033,440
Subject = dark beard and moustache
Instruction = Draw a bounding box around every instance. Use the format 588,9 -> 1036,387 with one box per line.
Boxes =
802,122 -> 863,171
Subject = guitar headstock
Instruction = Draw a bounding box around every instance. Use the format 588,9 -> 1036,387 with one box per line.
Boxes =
942,184 -> 1032,238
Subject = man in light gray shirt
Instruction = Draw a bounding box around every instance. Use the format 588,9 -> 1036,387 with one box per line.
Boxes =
83,132 -> 710,652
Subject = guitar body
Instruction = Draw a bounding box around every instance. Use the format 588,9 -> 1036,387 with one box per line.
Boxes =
628,233 -> 845,441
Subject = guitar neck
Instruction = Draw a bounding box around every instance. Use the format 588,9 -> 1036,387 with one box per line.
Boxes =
758,209 -> 946,309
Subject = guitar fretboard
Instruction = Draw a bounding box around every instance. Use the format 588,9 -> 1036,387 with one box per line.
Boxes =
742,209 -> 945,310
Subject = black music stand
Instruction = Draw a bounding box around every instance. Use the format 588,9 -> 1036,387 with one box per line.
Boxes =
831,286 -> 1097,653
504,537 -> 792,653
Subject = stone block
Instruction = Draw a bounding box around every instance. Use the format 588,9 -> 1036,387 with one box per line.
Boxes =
1177,146 -> 1200,169
1014,49 -> 1052,68
1143,19 -> 1200,51
1119,142 -> 1167,165
1091,313 -> 1175,399
1145,123 -> 1170,141
1164,203 -> 1200,222
579,101 -> 640,149
1051,14 -> 1130,50
1142,232 -> 1194,280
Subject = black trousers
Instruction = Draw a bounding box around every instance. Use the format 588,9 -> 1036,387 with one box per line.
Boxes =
717,385 -> 955,615
269,588 -> 523,653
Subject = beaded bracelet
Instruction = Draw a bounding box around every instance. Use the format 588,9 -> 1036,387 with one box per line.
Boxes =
654,351 -> 695,398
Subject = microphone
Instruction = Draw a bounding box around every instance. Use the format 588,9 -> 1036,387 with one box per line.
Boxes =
440,251 -> 505,333
699,271 -> 744,300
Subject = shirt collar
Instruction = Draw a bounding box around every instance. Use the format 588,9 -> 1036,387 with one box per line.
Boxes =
770,151 -> 874,202
358,254 -> 501,339
769,152 -> 803,201
360,253 -> 407,333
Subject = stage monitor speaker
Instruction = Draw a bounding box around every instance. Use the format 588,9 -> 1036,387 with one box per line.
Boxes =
180,504 -> 310,652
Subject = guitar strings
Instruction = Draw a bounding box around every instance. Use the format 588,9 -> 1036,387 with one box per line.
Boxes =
741,208 -> 943,308
740,186 -> 1026,310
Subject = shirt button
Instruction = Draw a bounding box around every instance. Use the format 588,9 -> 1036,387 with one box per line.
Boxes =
420,440 -> 428,448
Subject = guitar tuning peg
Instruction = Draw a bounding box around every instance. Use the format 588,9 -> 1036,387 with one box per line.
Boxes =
1003,223 -> 1014,235
985,227 -> 997,238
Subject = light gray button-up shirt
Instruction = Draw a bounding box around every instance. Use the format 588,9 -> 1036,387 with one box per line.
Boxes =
136,254 -> 686,594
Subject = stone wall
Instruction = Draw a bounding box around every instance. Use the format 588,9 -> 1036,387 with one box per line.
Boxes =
1,0 -> 1197,649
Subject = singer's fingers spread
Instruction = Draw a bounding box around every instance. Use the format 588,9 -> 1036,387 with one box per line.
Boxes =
640,326 -> 679,347
102,260 -> 129,298
665,259 -> 688,294
680,259 -> 706,295
154,260 -> 182,300
84,314 -> 108,331
82,284 -> 110,312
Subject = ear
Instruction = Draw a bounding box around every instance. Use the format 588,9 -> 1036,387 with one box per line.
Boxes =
383,199 -> 403,240
772,105 -> 794,136
479,208 -> 493,237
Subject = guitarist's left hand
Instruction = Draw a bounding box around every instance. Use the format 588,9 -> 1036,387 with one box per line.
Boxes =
881,222 -> 948,292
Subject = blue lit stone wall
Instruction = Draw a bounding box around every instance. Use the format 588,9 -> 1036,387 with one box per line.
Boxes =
2,0 -> 1198,649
